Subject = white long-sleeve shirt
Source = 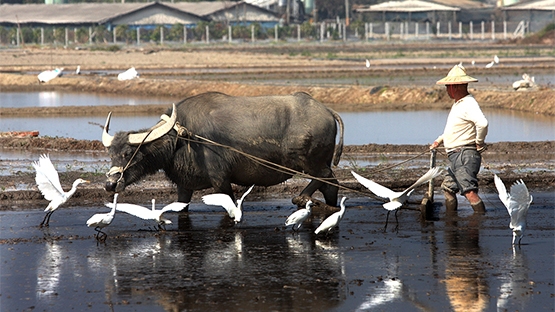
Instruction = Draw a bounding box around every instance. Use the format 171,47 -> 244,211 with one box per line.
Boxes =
435,94 -> 488,150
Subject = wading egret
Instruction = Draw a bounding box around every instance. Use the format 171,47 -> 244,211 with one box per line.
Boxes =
494,175 -> 533,245
494,55 -> 500,64
108,199 -> 188,230
87,193 -> 118,242
33,154 -> 90,227
485,61 -> 495,68
365,59 -> 370,68
202,185 -> 255,223
285,200 -> 313,231
352,167 -> 441,230
315,196 -> 347,235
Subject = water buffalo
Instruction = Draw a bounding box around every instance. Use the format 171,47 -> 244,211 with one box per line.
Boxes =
102,92 -> 344,206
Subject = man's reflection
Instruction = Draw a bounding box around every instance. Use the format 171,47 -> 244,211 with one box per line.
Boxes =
444,214 -> 488,312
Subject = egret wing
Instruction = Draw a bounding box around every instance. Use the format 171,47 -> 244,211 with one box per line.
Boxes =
493,174 -> 510,209
107,202 -> 153,220
351,171 -> 395,199
285,209 -> 310,226
239,185 -> 255,202
202,193 -> 236,217
160,202 -> 189,213
33,155 -> 65,200
315,212 -> 340,234
403,167 -> 441,196
507,180 -> 532,227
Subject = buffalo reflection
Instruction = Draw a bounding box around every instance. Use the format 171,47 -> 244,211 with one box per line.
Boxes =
84,225 -> 346,311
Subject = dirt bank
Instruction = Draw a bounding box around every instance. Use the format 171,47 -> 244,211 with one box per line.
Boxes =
1,46 -> 554,115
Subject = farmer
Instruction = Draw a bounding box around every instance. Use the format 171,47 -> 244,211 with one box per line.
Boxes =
430,64 -> 488,214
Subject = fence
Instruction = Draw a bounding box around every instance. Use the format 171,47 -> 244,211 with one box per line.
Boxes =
0,20 -> 530,47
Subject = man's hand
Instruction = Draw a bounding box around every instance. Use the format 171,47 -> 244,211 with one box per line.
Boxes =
430,141 -> 440,150
477,143 -> 487,153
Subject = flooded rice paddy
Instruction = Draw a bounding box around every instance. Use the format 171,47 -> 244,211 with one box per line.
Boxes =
1,91 -> 555,144
1,194 -> 554,311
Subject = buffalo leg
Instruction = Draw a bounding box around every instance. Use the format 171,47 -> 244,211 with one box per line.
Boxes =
319,177 -> 339,206
176,187 -> 193,209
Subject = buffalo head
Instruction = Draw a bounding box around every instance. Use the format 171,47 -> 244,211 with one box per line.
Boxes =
102,104 -> 177,193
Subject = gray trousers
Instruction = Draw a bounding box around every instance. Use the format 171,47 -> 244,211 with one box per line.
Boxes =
441,148 -> 481,195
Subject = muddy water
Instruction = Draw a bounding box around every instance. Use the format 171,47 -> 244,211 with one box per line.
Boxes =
1,194 -> 553,311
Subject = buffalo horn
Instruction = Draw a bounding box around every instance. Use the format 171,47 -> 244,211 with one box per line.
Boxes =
128,103 -> 177,145
102,112 -> 114,147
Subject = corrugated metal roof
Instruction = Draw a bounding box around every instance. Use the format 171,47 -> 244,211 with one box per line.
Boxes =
503,0 -> 555,10
0,3 -> 152,25
244,0 -> 279,8
0,1 -> 275,26
432,0 -> 493,9
356,0 -> 460,12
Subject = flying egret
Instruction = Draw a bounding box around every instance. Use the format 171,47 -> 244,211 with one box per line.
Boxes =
87,193 -> 118,242
202,185 -> 255,223
37,68 -> 63,83
285,200 -> 313,231
494,174 -> 533,245
33,154 -> 90,227
315,196 -> 347,235
108,199 -> 188,230
352,167 -> 441,230
365,59 -> 370,68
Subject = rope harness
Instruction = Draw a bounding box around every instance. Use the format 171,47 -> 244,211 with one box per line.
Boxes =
110,116 -> 436,201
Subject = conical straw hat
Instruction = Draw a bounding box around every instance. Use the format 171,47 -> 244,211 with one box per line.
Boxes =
436,64 -> 478,85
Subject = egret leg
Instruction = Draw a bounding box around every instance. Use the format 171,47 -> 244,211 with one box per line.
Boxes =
94,227 -> 107,242
383,211 -> 391,232
39,211 -> 52,228
394,210 -> 399,232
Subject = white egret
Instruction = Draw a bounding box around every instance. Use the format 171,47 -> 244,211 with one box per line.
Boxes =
365,59 -> 370,68
512,73 -> 535,91
33,154 -> 90,227
485,61 -> 495,68
352,167 -> 441,230
75,65 -> 81,75
117,67 -> 139,81
202,185 -> 255,223
87,193 -> 118,242
315,196 -> 347,235
494,55 -> 500,64
37,68 -> 63,83
108,199 -> 188,230
494,174 -> 533,245
285,200 -> 313,231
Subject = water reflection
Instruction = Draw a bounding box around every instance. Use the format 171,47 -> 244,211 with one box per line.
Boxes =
444,214 -> 489,312
36,241 -> 62,299
355,255 -> 403,311
497,247 -> 531,311
1,91 -> 171,108
81,227 -> 345,311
